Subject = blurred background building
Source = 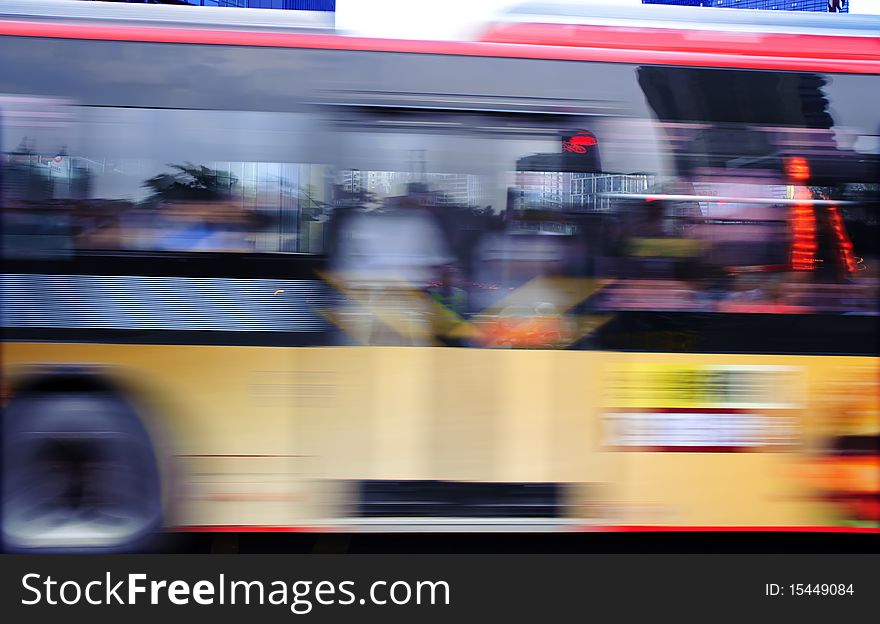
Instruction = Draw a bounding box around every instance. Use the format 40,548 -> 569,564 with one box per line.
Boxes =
80,0 -> 880,15
81,0 -> 880,15
643,0 -> 847,11
85,0 -> 336,10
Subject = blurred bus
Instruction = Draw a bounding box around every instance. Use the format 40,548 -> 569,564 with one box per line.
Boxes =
1,0 -> 878,550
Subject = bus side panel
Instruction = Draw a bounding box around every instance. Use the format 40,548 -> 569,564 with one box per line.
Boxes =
3,343 -> 876,529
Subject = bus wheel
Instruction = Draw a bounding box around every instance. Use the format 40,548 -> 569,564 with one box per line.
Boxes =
2,391 -> 163,552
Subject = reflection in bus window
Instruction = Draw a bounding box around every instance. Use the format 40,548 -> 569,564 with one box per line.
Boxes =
2,106 -> 329,255
3,86 -> 878,327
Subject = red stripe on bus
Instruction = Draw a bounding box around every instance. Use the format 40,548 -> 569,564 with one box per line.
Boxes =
0,20 -> 879,74
621,408 -> 753,413
170,525 -> 880,533
606,446 -> 758,453
606,525 -> 880,533
481,23 -> 880,60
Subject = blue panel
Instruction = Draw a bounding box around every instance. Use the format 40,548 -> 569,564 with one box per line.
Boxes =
284,0 -> 336,10
115,0 -> 336,9
1,274 -> 331,333
643,0 -> 847,10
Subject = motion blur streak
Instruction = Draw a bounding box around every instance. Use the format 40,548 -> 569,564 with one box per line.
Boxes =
1,0 -> 878,551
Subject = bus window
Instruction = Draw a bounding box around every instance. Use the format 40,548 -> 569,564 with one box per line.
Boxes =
2,106 -> 326,256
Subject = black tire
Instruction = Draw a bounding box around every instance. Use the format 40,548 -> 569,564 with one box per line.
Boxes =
2,391 -> 163,552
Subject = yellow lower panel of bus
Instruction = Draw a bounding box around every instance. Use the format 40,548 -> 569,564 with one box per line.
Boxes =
3,343 -> 877,529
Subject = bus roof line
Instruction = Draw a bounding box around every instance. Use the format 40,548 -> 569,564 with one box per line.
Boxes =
0,19 -> 878,75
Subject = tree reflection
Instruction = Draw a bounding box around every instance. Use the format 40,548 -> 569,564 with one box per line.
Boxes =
142,162 -> 237,207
